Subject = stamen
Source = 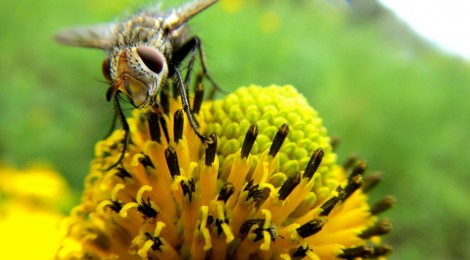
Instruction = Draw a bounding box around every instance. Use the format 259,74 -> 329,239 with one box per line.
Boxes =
269,123 -> 289,157
138,153 -> 155,169
239,219 -> 269,242
303,148 -> 324,180
342,175 -> 363,202
144,232 -> 164,251
138,197 -> 159,219
218,182 -> 235,202
292,245 -> 309,257
338,245 -> 373,259
241,124 -> 258,159
159,116 -> 170,144
359,218 -> 392,239
320,187 -> 345,216
362,171 -> 382,192
330,136 -> 340,151
370,196 -> 396,215
205,133 -> 217,166
109,200 -> 123,212
160,90 -> 170,115
296,218 -> 324,238
369,245 -> 393,257
342,155 -> 358,170
278,172 -> 301,200
173,109 -> 184,143
115,167 -> 132,179
348,160 -> 367,182
165,147 -> 180,178
192,76 -> 204,114
180,178 -> 196,202
147,112 -> 161,143
244,180 -> 264,202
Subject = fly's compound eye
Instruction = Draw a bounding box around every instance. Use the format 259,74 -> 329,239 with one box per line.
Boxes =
136,46 -> 164,74
102,56 -> 112,82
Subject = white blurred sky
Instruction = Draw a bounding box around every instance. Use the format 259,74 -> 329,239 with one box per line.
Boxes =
379,0 -> 470,60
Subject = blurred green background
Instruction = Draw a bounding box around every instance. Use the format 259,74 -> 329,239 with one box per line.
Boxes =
1,0 -> 469,258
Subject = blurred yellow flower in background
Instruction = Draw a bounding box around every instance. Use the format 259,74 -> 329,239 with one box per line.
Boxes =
0,165 -> 73,259
56,85 -> 394,259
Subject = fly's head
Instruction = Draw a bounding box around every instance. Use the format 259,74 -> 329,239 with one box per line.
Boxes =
102,46 -> 168,107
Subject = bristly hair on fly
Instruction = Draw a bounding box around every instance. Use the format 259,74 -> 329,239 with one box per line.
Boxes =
55,0 -> 220,169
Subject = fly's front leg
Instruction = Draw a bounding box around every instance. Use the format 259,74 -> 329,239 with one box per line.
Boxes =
105,97 -> 130,170
172,64 -> 207,143
171,36 -> 222,99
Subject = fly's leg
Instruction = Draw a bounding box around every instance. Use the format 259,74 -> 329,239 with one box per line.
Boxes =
104,108 -> 118,139
169,36 -> 222,143
172,64 -> 207,143
171,36 -> 224,101
105,97 -> 130,171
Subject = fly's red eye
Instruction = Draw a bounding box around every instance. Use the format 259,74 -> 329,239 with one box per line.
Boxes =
136,46 -> 164,74
102,57 -> 112,82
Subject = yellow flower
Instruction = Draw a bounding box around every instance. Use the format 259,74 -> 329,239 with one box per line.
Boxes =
0,165 -> 72,259
57,85 -> 393,259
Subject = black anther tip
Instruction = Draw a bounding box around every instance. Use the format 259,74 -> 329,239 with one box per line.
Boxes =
269,123 -> 289,157
304,148 -> 324,180
241,124 -> 258,159
165,146 -> 180,178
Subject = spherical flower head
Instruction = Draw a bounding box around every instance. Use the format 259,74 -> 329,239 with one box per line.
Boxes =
57,85 -> 393,259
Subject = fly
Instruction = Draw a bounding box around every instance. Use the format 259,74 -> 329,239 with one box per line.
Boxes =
55,0 -> 219,169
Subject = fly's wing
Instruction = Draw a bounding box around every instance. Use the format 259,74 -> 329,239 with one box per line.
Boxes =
55,23 -> 116,49
164,0 -> 218,31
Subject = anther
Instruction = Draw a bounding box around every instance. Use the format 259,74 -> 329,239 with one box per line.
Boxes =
362,171 -> 382,192
159,116 -> 170,144
171,81 -> 179,99
147,112 -> 161,143
370,245 -> 393,257
180,179 -> 196,202
173,109 -> 184,143
239,219 -> 278,242
244,180 -> 264,202
160,90 -> 170,115
205,133 -> 217,166
139,153 -> 155,169
370,196 -> 396,215
145,232 -> 164,251
241,124 -> 258,159
269,123 -> 289,157
296,218 -> 324,238
165,146 -> 180,178
278,172 -> 301,200
215,218 -> 227,235
330,136 -> 340,151
342,155 -> 358,170
359,218 -> 392,239
109,200 -> 123,212
348,160 -> 367,182
218,182 -> 235,202
320,187 -> 345,216
292,245 -> 310,258
239,219 -> 263,240
338,245 -> 373,259
303,148 -> 324,180
192,74 -> 205,114
115,167 -> 132,179
342,174 -> 363,202
138,197 -> 158,219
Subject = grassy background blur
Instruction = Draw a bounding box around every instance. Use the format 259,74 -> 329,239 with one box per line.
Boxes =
1,0 -> 469,258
